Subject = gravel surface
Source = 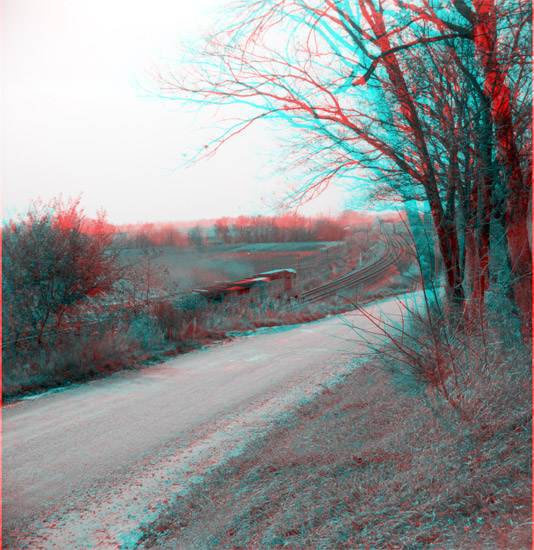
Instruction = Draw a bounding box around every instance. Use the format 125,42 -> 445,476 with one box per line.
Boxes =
2,294 -> 416,549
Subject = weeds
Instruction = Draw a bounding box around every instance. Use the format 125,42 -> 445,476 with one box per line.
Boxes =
345,287 -> 530,428
2,268 -> 410,400
138,298 -> 531,549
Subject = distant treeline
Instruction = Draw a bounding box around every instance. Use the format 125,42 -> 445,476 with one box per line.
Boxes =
116,212 -> 375,249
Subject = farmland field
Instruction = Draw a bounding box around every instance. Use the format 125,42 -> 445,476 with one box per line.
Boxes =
120,241 -> 359,293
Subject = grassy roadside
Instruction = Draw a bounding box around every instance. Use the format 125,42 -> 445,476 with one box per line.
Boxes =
2,262 -> 411,402
138,301 -> 532,549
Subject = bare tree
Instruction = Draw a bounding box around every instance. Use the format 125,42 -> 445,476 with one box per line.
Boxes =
157,0 -> 531,334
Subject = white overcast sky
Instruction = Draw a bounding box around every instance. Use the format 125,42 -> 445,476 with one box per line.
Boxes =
2,0 -> 350,224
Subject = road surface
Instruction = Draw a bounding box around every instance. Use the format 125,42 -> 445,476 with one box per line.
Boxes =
2,294 -> 417,549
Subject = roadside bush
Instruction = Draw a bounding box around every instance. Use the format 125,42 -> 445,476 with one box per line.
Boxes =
128,315 -> 165,350
152,301 -> 184,331
357,288 -> 531,430
2,197 -> 120,346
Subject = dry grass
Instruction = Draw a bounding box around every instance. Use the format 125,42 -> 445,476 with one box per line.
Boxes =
2,317 -> 169,399
2,255 -> 414,400
138,304 -> 532,550
1,295 -> 354,400
0,294 -> 357,400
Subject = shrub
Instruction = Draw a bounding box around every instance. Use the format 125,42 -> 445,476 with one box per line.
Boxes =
128,315 -> 165,350
355,289 -> 531,429
2,197 -> 120,346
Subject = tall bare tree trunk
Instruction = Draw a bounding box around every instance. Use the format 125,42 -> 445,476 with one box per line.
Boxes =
363,1 -> 464,308
469,0 -> 532,339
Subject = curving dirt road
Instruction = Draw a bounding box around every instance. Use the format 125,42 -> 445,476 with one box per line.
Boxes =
2,294 -> 417,549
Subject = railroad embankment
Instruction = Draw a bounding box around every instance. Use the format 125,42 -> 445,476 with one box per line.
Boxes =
3,240 -> 414,401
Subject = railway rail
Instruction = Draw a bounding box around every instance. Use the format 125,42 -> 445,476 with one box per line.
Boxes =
3,235 -> 410,347
289,234 -> 410,307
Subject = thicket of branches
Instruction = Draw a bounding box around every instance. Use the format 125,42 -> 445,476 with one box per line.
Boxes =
2,198 -> 121,346
158,0 -> 532,339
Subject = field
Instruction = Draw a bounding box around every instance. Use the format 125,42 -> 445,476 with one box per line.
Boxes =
119,241 -> 361,294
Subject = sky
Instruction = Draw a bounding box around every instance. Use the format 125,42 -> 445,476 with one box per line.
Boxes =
2,0 -> 352,224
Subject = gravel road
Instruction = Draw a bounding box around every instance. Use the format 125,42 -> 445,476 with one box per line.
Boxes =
2,294 -> 416,549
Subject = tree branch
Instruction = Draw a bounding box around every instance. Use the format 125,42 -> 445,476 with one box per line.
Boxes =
352,33 -> 467,86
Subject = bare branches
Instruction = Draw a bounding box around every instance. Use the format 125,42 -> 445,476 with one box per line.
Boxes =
351,32 -> 468,86
157,0 -> 531,330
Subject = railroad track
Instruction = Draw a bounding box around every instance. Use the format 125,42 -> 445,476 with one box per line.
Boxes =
4,236 -> 410,347
288,234 -> 411,307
